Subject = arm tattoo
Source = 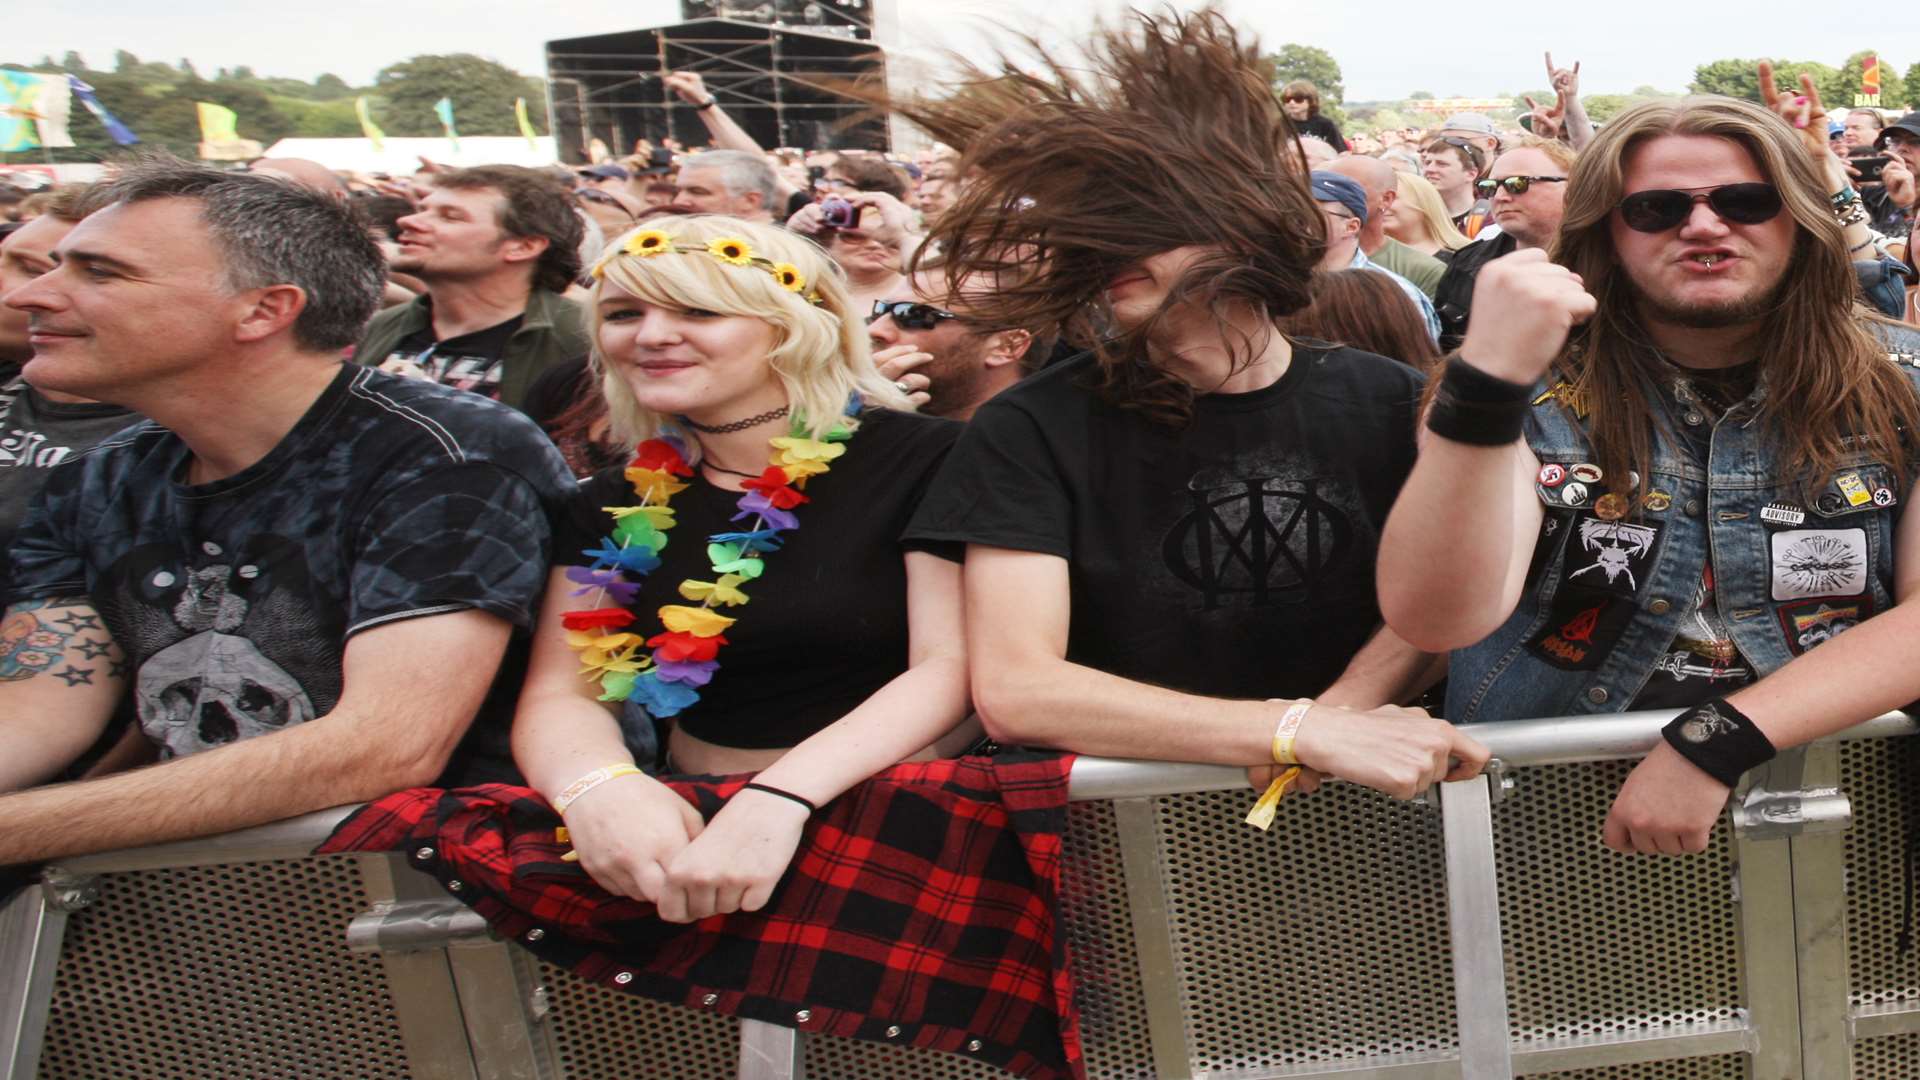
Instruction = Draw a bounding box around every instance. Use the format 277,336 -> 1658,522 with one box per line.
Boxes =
0,596 -> 120,685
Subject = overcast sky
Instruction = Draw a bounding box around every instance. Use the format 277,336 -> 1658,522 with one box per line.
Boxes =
11,0 -> 1904,103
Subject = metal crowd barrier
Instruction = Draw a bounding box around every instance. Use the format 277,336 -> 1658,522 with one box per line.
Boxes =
3,710 -> 1919,1079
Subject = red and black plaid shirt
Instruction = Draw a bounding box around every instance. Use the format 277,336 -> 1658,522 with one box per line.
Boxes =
318,753 -> 1082,1080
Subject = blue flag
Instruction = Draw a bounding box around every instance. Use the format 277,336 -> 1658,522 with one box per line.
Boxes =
67,75 -> 139,145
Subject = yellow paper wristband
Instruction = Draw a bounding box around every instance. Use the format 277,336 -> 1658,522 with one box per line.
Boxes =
1271,700 -> 1312,766
551,764 -> 642,816
1245,767 -> 1302,831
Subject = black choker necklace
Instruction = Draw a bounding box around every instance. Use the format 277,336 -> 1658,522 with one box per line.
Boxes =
700,460 -> 760,478
680,405 -> 790,434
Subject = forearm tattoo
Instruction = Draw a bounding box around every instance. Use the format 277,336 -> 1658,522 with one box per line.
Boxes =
0,597 -> 120,686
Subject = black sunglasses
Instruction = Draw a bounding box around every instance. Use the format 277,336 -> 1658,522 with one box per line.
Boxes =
1616,183 -> 1783,233
1476,175 -> 1566,197
869,300 -> 959,330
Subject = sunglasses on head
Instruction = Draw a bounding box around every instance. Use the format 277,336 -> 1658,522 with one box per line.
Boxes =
1475,175 -> 1566,197
1615,183 -> 1783,233
869,300 -> 958,330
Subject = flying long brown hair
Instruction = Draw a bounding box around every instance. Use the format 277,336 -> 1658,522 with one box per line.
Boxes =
890,9 -> 1325,424
1553,96 -> 1920,500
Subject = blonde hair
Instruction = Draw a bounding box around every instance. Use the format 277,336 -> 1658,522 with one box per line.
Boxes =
589,214 -> 910,454
1496,135 -> 1577,174
1392,172 -> 1470,251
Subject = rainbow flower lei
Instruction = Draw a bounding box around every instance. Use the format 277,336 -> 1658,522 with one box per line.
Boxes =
563,418 -> 851,717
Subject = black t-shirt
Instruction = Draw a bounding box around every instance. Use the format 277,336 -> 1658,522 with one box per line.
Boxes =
8,365 -> 578,781
384,314 -> 526,400
554,408 -> 962,749
0,380 -> 139,597
905,346 -> 1422,701
1295,114 -> 1344,149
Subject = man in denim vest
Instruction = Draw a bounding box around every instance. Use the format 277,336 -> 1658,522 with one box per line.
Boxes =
1378,79 -> 1920,854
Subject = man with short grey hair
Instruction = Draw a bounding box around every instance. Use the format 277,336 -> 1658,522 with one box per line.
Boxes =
1325,155 -> 1446,298
671,148 -> 779,223
0,160 -> 575,866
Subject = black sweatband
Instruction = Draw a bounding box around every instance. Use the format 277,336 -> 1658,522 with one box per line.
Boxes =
1425,356 -> 1533,446
742,781 -> 817,814
1661,698 -> 1777,788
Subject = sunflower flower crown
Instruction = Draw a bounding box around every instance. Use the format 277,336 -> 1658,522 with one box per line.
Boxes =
591,229 -> 825,305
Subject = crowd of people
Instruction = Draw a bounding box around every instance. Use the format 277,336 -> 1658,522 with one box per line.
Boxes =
3,11 -> 1920,1070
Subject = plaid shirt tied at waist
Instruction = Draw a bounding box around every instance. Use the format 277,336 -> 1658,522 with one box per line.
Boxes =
318,752 -> 1083,1080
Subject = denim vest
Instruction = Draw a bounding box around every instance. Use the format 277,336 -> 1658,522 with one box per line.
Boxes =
1448,324 -> 1920,723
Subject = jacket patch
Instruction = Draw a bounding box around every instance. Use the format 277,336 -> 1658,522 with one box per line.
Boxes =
1564,518 -> 1661,597
1769,528 -> 1868,601
1527,587 -> 1634,671
1776,596 -> 1874,657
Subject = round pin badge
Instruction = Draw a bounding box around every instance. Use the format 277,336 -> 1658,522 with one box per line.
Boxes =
1594,493 -> 1629,520
1570,463 -> 1603,485
1817,492 -> 1845,515
1537,463 -> 1567,487
1643,490 -> 1673,512
1874,488 -> 1896,507
1561,481 -> 1590,506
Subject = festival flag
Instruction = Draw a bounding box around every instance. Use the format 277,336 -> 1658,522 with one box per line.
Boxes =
1863,55 -> 1881,97
434,96 -> 460,151
68,75 -> 138,145
515,97 -> 538,150
196,101 -> 239,143
355,96 -> 386,152
0,72 -> 75,153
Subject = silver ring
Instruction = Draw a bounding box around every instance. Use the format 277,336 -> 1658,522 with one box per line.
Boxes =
895,379 -> 912,393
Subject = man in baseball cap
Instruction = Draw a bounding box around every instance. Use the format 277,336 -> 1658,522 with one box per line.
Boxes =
1309,170 -> 1439,343
1872,112 -> 1920,226
1438,112 -> 1501,158
575,163 -> 631,193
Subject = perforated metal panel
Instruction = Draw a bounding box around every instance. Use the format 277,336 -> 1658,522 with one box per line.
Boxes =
1153,785 -> 1457,1074
1536,1054 -> 1749,1078
1497,761 -> 1742,1050
1854,1032 -> 1920,1078
36,855 -> 410,1080
1059,800 -> 1155,1080
534,958 -> 739,1079
1841,737 -> 1920,1013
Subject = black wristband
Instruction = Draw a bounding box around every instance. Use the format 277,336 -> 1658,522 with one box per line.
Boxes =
1440,355 -> 1535,404
1424,356 -> 1533,446
1662,698 -> 1777,788
695,98 -> 717,111
741,781 -> 817,814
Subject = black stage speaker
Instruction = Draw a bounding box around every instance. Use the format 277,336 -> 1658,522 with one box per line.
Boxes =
546,18 -> 887,164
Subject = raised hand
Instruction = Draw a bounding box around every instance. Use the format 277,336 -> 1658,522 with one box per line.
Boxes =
1757,61 -> 1830,160
1524,95 -> 1564,140
1884,158 -> 1918,209
1545,52 -> 1580,101
662,70 -> 711,106
1457,248 -> 1597,384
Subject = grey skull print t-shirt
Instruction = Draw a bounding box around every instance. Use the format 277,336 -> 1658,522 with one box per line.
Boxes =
7,364 -> 576,767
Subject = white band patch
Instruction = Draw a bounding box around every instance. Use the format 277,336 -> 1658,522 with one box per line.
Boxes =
1769,528 -> 1868,601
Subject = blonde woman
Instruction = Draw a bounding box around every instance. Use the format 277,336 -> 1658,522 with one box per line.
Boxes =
512,214 -> 973,923
1383,172 -> 1470,259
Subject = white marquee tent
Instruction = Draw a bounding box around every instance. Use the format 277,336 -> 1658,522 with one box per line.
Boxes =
257,136 -> 560,174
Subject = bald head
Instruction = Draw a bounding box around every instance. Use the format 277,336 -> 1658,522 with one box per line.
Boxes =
1325,155 -> 1395,201
1325,156 -> 1396,248
248,158 -> 348,199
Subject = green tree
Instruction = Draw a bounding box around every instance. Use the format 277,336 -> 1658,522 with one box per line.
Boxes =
1408,90 -> 1435,101
113,49 -> 141,73
375,53 -> 541,137
312,73 -> 352,99
1904,62 -> 1920,110
1266,43 -> 1344,104
1690,57 -> 1844,106
60,51 -> 87,72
